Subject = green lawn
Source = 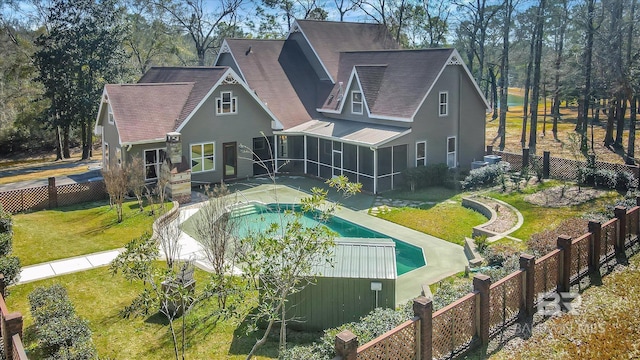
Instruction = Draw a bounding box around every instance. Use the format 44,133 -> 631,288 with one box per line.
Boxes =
13,200 -> 170,266
377,201 -> 487,245
381,186 -> 462,203
488,183 -> 621,241
7,267 -> 283,359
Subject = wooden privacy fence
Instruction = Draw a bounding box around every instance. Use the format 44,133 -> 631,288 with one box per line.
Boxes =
0,177 -> 107,213
334,200 -> 640,360
0,275 -> 27,360
486,146 -> 640,181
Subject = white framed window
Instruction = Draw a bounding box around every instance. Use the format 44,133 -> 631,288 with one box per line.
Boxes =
145,148 -> 166,180
216,91 -> 237,115
439,91 -> 448,116
279,136 -> 289,158
104,142 -> 109,168
108,105 -> 114,124
191,142 -> 215,173
416,141 -> 426,167
351,91 -> 363,114
447,136 -> 456,168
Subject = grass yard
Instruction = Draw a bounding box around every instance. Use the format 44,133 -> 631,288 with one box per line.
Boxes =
13,200 -> 169,266
488,182 -> 621,241
377,200 -> 487,245
7,267 -> 284,359
489,251 -> 640,359
381,186 -> 462,203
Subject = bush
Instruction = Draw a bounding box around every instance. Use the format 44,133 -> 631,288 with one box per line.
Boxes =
462,162 -> 510,189
282,302 -> 414,360
0,206 -> 11,234
593,169 -> 617,189
28,284 -> 96,360
402,163 -> 452,191
0,256 -> 21,285
616,171 -> 638,191
0,232 -> 12,257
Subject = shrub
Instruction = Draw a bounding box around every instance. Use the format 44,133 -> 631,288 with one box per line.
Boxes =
432,280 -> 473,311
0,256 -> 21,285
0,232 -> 12,257
28,284 -> 96,359
593,169 -> 618,189
402,163 -> 452,191
462,162 -> 510,189
616,171 -> 638,191
0,206 -> 11,233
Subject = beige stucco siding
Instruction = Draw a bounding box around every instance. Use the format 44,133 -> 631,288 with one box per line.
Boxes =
178,83 -> 275,184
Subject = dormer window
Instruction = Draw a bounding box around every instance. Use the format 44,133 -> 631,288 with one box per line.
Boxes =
216,91 -> 237,115
351,91 -> 363,115
439,92 -> 448,116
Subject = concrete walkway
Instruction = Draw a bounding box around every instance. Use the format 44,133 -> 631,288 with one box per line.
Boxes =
19,249 -> 123,284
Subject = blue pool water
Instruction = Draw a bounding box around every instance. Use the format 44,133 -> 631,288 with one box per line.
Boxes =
232,203 -> 426,275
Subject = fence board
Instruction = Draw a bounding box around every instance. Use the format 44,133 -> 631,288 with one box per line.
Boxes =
600,219 -> 618,263
570,233 -> 592,284
357,318 -> 418,360
625,207 -> 639,248
431,292 -> 478,359
534,250 -> 561,302
488,271 -> 524,336
0,180 -> 107,213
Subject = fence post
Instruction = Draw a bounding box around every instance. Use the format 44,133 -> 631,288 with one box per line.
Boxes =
543,151 -> 550,179
589,221 -> 602,272
413,296 -> 432,360
486,145 -> 493,155
473,274 -> 491,345
557,235 -> 572,292
614,206 -> 627,253
519,254 -> 536,316
522,148 -> 530,169
2,312 -> 23,360
48,177 -> 58,209
335,330 -> 358,360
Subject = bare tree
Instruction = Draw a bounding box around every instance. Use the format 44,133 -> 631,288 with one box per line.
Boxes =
102,163 -> 128,223
153,0 -> 243,65
192,182 -> 240,309
127,156 -> 146,212
154,210 -> 182,270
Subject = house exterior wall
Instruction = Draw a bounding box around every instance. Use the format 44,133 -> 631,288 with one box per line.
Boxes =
288,32 -> 332,81
287,277 -> 395,331
216,53 -> 243,80
179,83 -> 275,184
99,103 -> 122,168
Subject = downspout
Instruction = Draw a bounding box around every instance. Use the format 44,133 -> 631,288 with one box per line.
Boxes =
274,134 -> 278,174
372,146 -> 378,194
303,135 -> 308,174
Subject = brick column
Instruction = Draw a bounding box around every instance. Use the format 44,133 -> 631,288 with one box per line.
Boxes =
520,254 -> 536,316
413,296 -> 432,360
473,274 -> 491,345
2,312 -> 23,360
335,330 -> 358,360
557,235 -> 572,292
48,177 -> 57,209
614,206 -> 627,253
588,221 -> 602,271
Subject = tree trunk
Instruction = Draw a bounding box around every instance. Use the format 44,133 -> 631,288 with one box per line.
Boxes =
552,0 -> 567,140
55,125 -> 63,161
499,0 -> 512,151
580,0 -> 595,151
63,125 -> 71,159
614,97 -> 626,148
528,0 -> 547,154
521,17 -> 536,147
627,95 -> 637,164
490,67 -> 498,120
605,99 -> 616,147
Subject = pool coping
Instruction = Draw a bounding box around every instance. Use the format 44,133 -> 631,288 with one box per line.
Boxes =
186,180 -> 468,305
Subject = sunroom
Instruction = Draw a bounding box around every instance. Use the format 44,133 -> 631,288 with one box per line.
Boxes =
274,119 -> 412,193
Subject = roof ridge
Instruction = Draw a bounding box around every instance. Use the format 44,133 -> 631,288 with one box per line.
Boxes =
295,19 -> 383,26
146,66 -> 228,70
114,82 -> 196,87
342,48 -> 453,54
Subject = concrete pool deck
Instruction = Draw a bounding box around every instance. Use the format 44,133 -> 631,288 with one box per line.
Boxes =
210,176 -> 469,304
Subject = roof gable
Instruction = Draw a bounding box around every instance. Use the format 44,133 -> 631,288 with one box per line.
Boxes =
103,83 -> 194,144
291,19 -> 399,82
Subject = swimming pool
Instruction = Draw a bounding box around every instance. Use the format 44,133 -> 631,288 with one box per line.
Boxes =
231,203 -> 426,275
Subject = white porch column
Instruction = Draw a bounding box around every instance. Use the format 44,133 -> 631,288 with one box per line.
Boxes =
304,135 -> 307,174
373,148 -> 378,194
274,135 -> 278,174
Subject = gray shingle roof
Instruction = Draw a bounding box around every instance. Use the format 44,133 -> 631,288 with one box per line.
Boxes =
224,38 -> 334,129
320,49 -> 455,119
105,83 -> 194,144
283,118 -> 410,147
138,67 -> 228,127
295,20 -> 399,81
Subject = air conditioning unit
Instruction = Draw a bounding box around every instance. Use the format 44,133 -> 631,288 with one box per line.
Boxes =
483,155 -> 502,164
